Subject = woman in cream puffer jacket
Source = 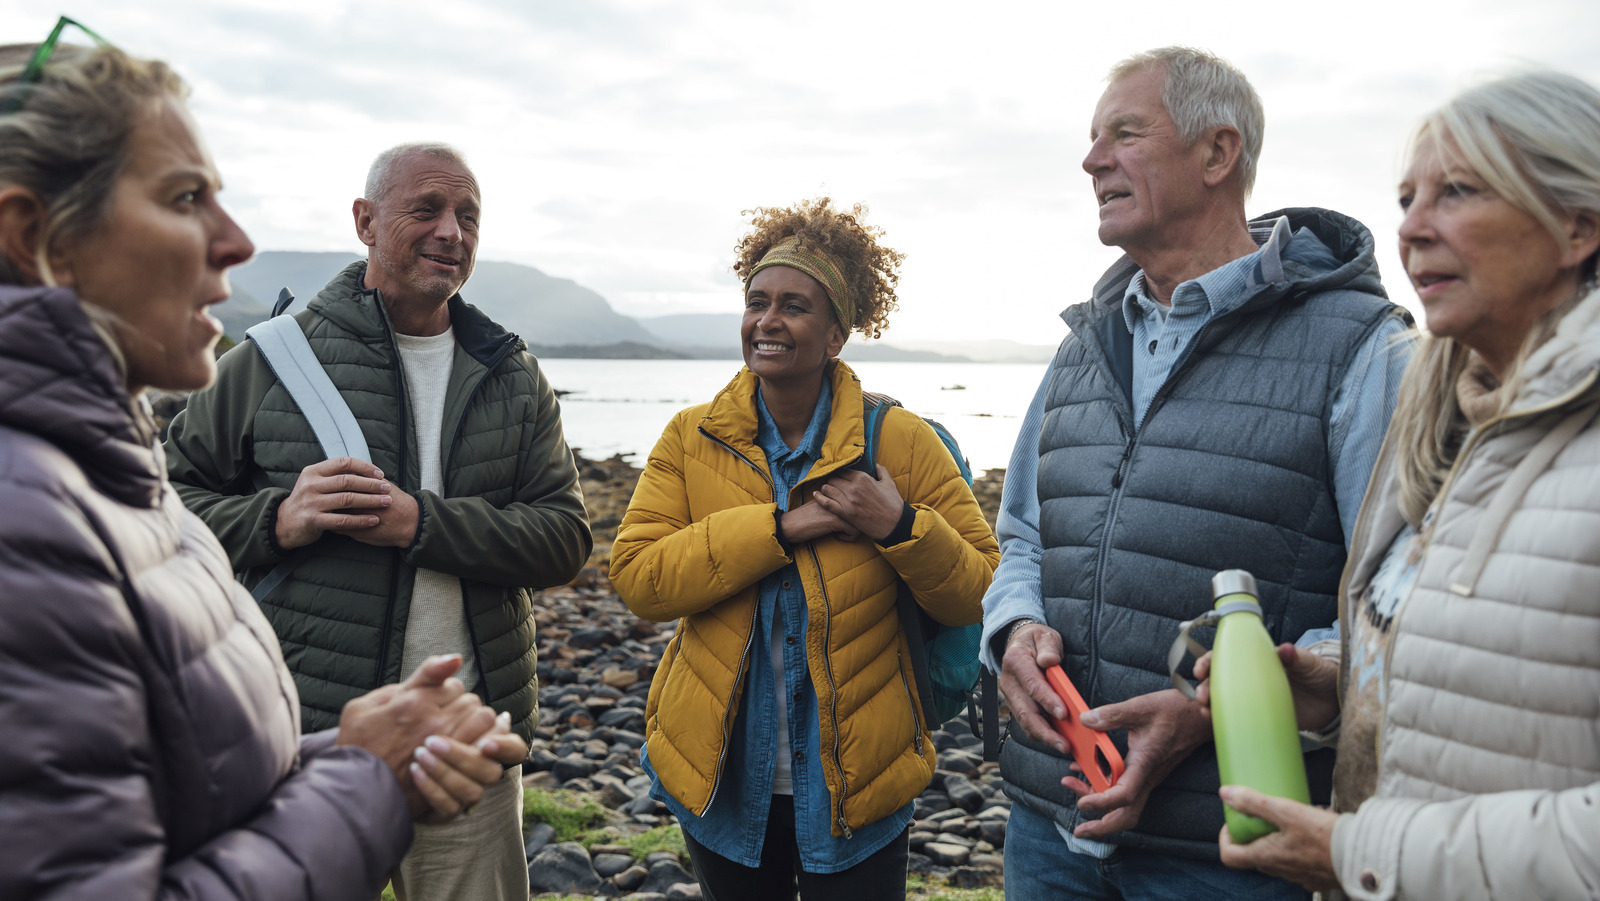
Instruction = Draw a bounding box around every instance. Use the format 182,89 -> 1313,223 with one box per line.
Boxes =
1209,71 -> 1600,901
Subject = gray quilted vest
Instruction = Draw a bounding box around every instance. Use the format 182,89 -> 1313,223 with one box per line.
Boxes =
1001,209 -> 1406,860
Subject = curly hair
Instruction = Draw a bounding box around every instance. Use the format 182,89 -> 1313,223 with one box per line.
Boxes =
732,197 -> 903,340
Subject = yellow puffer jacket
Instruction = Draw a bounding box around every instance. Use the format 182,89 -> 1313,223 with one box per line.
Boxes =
611,361 -> 999,836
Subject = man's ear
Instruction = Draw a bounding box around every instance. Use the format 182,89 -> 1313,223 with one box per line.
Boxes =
0,187 -> 49,284
1200,125 -> 1245,190
352,198 -> 377,248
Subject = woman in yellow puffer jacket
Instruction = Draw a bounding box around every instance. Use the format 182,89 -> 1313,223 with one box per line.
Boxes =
611,198 -> 999,900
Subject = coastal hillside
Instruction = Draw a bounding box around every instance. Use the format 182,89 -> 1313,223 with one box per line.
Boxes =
217,251 -> 1056,363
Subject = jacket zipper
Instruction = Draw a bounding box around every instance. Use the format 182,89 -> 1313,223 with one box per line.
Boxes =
896,647 -> 925,755
806,543 -> 854,839
1372,370 -> 1598,769
442,338 -> 517,694
1084,322 -> 1209,701
373,295 -> 411,685
697,426 -> 774,812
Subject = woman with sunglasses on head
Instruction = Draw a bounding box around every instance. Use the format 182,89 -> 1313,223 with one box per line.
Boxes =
0,30 -> 525,900
1198,70 -> 1600,900
610,198 -> 999,900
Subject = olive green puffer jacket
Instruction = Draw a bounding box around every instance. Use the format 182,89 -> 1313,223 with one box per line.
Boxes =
165,262 -> 591,740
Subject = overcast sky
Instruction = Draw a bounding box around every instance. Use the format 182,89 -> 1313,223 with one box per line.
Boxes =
6,0 -> 1599,344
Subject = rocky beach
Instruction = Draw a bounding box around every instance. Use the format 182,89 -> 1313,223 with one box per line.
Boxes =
514,452 -> 1012,900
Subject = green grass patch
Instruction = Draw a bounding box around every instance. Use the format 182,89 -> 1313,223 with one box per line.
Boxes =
620,824 -> 686,860
906,874 -> 1004,901
522,787 -> 607,843
563,823 -> 686,861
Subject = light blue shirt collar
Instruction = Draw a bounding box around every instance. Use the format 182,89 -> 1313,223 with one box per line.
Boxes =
1118,215 -> 1295,335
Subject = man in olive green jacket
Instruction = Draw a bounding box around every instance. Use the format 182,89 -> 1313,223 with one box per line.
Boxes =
165,142 -> 591,901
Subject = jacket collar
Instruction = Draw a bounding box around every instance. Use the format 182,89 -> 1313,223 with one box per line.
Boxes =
1510,285 -> 1600,415
698,359 -> 869,484
0,284 -> 163,507
307,261 -> 524,367
1067,206 -> 1390,335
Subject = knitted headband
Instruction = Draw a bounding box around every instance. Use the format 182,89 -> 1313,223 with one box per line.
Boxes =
745,236 -> 855,330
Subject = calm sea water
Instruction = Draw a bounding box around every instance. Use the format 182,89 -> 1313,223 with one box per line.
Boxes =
537,359 -> 1045,475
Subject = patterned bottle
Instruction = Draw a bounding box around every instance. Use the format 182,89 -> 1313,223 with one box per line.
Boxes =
1208,569 -> 1311,843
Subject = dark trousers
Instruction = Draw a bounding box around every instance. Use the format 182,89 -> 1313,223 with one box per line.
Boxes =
682,795 -> 910,901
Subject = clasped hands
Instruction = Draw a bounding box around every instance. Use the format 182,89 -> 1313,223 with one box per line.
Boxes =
781,464 -> 907,545
336,654 -> 528,824
275,457 -> 418,551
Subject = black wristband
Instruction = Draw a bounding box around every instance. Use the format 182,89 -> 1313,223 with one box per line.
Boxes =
875,501 -> 917,547
773,507 -> 794,555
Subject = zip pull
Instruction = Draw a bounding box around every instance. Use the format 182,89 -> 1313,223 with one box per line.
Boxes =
838,815 -> 854,839
1111,440 -> 1135,488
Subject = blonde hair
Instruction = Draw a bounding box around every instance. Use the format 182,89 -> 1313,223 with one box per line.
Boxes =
0,42 -> 187,286
1392,71 -> 1600,524
1109,47 -> 1265,196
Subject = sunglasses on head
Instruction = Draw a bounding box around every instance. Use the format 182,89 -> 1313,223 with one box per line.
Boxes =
1,16 -> 114,116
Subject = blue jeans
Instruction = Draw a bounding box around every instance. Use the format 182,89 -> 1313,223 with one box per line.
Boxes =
1003,800 -> 1309,901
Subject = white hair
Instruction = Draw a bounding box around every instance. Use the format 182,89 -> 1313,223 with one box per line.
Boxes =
1390,70 -> 1600,525
363,141 -> 473,209
1416,70 -> 1600,260
1109,47 -> 1265,196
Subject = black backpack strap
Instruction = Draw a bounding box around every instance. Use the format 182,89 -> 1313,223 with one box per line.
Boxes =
897,583 -> 940,727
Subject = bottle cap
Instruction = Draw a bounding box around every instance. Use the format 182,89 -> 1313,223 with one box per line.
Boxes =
1212,569 -> 1258,600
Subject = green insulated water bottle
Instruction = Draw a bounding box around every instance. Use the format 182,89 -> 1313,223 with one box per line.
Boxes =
1202,569 -> 1310,843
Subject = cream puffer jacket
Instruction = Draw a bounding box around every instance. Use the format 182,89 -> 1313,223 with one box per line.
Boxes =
1329,288 -> 1600,901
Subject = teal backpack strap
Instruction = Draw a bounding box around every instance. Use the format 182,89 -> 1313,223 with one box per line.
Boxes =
242,290 -> 371,603
860,391 -> 942,725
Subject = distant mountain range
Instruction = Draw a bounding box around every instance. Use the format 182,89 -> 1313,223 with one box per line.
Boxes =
216,251 -> 1057,363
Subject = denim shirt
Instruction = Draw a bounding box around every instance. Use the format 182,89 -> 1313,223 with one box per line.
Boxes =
642,376 -> 914,872
978,224 -> 1413,858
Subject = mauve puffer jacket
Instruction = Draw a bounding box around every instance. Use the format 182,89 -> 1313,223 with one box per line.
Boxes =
0,285 -> 411,900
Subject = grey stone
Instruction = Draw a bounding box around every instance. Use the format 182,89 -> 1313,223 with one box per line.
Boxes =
593,853 -> 636,878
623,794 -> 659,815
551,755 -> 598,782
613,864 -> 650,891
923,841 -> 971,866
639,858 -> 696,894
944,773 -> 985,812
523,821 -> 556,860
665,884 -> 703,900
593,773 -> 636,808
978,819 -> 1007,845
569,627 -> 616,649
528,841 -> 602,893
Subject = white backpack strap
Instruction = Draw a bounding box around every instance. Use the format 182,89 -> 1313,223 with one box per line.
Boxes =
245,315 -> 371,464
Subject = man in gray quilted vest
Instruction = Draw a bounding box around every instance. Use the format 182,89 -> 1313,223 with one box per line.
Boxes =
979,48 -> 1413,899
165,142 -> 592,901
